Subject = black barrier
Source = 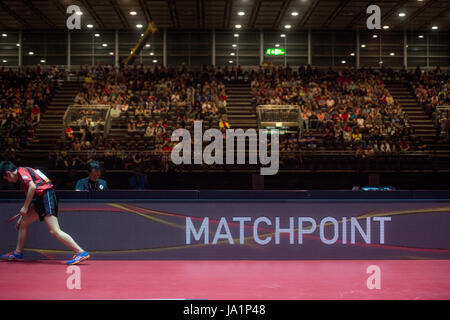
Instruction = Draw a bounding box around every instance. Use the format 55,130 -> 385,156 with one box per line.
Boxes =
0,190 -> 449,261
1,190 -> 450,201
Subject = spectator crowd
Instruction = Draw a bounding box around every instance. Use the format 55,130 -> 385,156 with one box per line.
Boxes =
0,66 -> 61,163
251,65 -> 431,157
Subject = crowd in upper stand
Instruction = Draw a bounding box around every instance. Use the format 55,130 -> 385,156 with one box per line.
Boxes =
0,66 -> 62,163
250,65 -> 444,156
57,64 -> 230,171
1,63 -> 449,173
410,66 -> 450,143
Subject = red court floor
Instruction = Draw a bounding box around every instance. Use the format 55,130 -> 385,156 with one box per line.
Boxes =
0,260 -> 449,300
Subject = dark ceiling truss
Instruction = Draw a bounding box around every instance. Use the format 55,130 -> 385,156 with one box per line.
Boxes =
398,0 -> 439,29
223,0 -> 233,29
322,0 -> 352,28
418,5 -> 449,30
22,0 -> 56,28
248,0 -> 262,29
295,0 -> 321,29
109,0 -> 130,29
273,0 -> 292,29
380,0 -> 409,23
0,0 -> 31,28
168,0 -> 180,28
0,0 -> 448,31
197,0 -> 205,28
53,0 -> 67,19
80,0 -> 106,29
138,0 -> 153,23
346,0 -> 377,29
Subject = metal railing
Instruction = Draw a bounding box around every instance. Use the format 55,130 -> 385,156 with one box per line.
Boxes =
62,104 -> 112,141
256,105 -> 304,133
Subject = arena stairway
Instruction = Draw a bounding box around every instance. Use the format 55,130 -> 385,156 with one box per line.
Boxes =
386,82 -> 449,151
226,83 -> 257,129
21,80 -> 84,165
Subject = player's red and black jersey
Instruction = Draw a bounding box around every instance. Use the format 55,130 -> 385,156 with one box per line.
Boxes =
17,167 -> 58,221
17,167 -> 54,196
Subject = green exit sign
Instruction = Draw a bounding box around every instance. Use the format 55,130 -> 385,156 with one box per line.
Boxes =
265,48 -> 285,56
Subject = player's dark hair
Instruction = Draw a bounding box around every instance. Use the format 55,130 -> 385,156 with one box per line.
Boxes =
0,161 -> 17,177
87,161 -> 101,173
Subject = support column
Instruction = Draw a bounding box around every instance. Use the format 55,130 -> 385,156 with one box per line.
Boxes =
163,29 -> 167,67
403,30 -> 407,69
356,29 -> 360,68
212,29 -> 216,66
67,30 -> 71,72
284,35 -> 287,68
260,30 -> 264,65
18,31 -> 22,68
307,29 -> 312,65
115,30 -> 119,69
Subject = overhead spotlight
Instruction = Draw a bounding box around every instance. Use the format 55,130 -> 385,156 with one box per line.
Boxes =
372,34 -> 378,38
40,59 -> 46,63
379,61 -> 383,64
2,60 -> 7,63
149,52 -> 155,56
95,33 -> 100,37
238,11 -> 245,16
361,44 -> 366,48
275,44 -> 280,47
235,24 -> 242,29
234,34 -> 239,38
145,44 -> 151,48
102,43 -> 108,47
230,52 -> 235,56
291,12 -> 299,16
109,52 -> 114,56
398,13 -> 406,17
341,60 -> 346,64
136,24 -> 143,29
418,35 -> 424,38
130,11 -> 137,16
229,60 -> 233,64
390,52 -> 395,56
1,34 -> 7,37
28,51 -> 34,55
280,34 -> 286,38
383,25 -> 389,29
350,53 -> 355,56
76,11 -> 83,16
284,25 -> 292,29
87,24 -> 94,28
232,44 -> 237,48
432,26 -> 438,30
153,60 -> 157,63
16,44 -> 20,47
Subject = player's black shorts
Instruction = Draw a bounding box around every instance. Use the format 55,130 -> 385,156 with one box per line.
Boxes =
33,188 -> 59,221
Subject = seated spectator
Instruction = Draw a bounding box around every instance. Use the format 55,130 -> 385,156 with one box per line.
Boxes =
417,137 -> 427,151
75,161 -> 108,191
128,166 -> 149,190
219,114 -> 230,130
65,126 -> 74,141
31,104 -> 41,125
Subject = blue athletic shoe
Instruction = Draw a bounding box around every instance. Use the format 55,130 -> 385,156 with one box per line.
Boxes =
67,251 -> 90,265
1,251 -> 24,262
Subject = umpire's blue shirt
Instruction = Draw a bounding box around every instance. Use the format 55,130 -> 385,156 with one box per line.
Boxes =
75,178 -> 108,191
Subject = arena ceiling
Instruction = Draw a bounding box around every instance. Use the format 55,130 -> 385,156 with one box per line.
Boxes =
0,0 -> 448,31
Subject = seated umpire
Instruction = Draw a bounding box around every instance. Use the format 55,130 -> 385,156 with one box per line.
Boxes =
75,161 -> 108,191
